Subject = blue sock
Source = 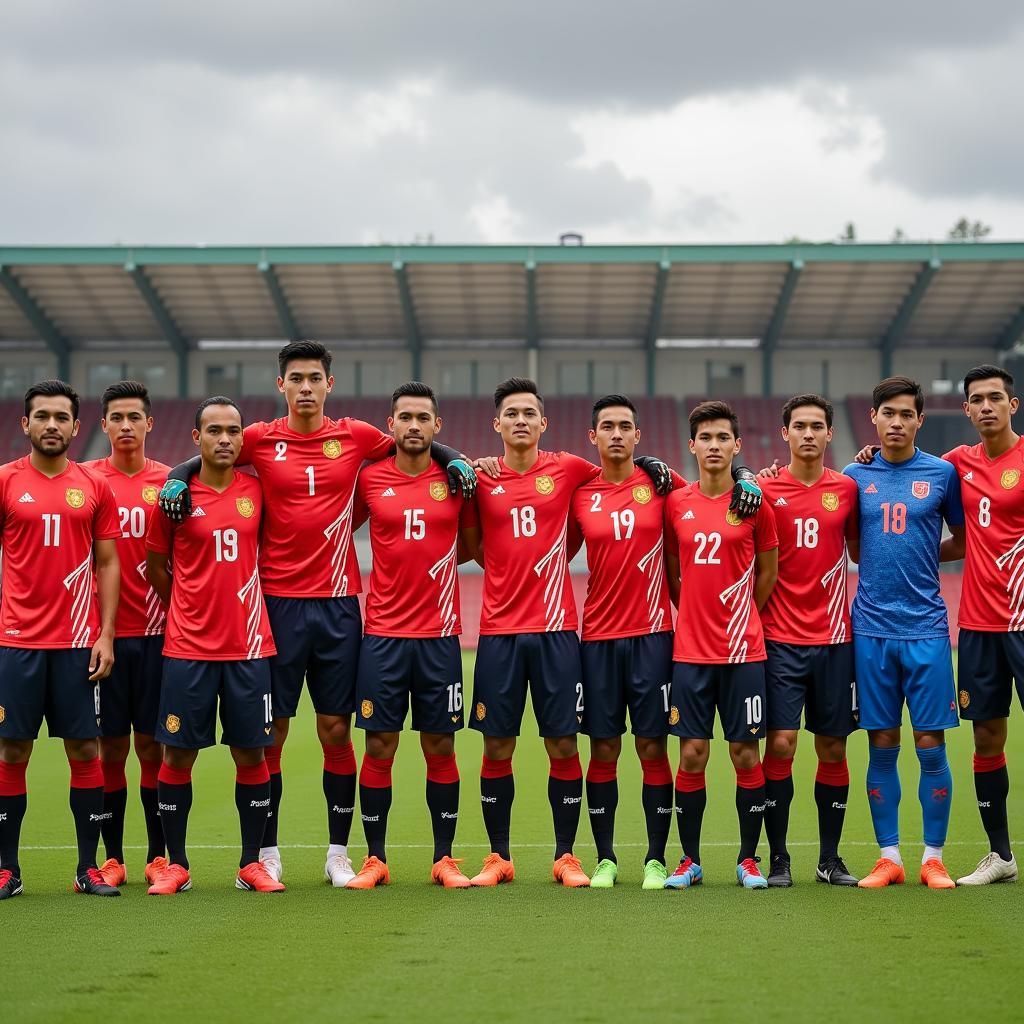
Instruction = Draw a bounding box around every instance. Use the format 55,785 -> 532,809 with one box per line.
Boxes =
916,744 -> 952,849
866,745 -> 901,847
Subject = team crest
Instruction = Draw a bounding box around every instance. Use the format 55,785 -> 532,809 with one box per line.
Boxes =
236,497 -> 255,519
912,481 -> 930,499
725,510 -> 742,527
65,487 -> 85,509
165,714 -> 181,734
475,701 -> 487,722
142,485 -> 158,505
429,481 -> 448,502
632,485 -> 652,505
535,475 -> 555,496
0,705 -> 5,725
959,689 -> 970,709
1001,469 -> 1020,490
361,700 -> 374,719
669,706 -> 680,726
322,439 -> 342,459
821,492 -> 840,512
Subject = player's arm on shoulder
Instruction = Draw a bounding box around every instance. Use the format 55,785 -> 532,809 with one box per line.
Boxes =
159,456 -> 201,521
91,537 -> 119,681
940,523 -> 966,563
633,454 -> 673,495
754,546 -> 779,611
350,418 -> 395,463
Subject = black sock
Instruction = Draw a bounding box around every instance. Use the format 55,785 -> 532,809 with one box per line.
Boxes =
641,758 -> 674,864
548,755 -> 583,859
426,779 -> 460,861
140,785 -> 165,863
101,787 -> 128,863
323,743 -> 357,846
736,768 -> 766,863
975,756 -> 1012,861
158,769 -> 193,870
235,770 -> 271,869
359,755 -> 393,862
264,771 -> 282,847
69,760 -> 104,877
762,755 -> 794,859
814,760 -> 850,862
0,794 -> 27,878
481,758 -> 515,859
586,761 -> 618,863
675,771 -> 707,865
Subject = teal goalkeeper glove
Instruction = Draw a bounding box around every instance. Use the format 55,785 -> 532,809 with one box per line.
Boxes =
446,458 -> 477,500
729,471 -> 762,518
159,479 -> 191,522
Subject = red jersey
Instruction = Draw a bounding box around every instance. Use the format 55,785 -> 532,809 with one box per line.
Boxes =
945,437 -> 1024,631
758,468 -> 858,645
464,451 -> 599,634
85,458 -> 170,638
238,417 -> 392,598
571,466 -> 674,641
147,473 -> 276,661
0,458 -> 120,649
665,484 -> 778,664
355,458 -> 466,638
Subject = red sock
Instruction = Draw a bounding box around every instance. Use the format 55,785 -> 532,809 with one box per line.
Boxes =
815,759 -> 850,786
69,757 -> 104,789
102,758 -> 128,793
586,758 -> 618,784
0,760 -> 28,796
762,753 -> 793,782
676,768 -> 706,792
424,753 -> 459,784
360,754 -> 394,788
735,763 -> 766,789
974,753 -> 1007,773
548,753 -> 582,781
265,745 -> 283,776
481,756 -> 513,779
323,741 -> 356,775
139,759 -> 160,790
158,763 -> 193,786
235,761 -> 271,786
641,756 -> 673,787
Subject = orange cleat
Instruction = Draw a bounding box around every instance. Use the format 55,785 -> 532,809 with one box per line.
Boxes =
145,857 -> 168,885
552,853 -> 590,888
147,862 -> 192,895
236,862 -> 286,893
431,856 -> 472,889
345,856 -> 391,889
470,853 -> 515,887
857,857 -> 906,888
97,858 -> 127,887
920,858 -> 956,889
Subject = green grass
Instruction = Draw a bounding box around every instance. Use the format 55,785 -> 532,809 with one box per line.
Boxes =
6,651 -> 1023,1023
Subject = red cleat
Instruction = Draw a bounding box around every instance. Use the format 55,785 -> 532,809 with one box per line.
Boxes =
345,856 -> 391,889
431,856 -> 472,888
145,857 -> 168,885
470,853 -> 515,887
236,862 -> 286,893
552,853 -> 590,887
147,862 -> 192,895
98,858 -> 127,887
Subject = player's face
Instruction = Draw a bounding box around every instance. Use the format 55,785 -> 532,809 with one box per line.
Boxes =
590,406 -> 639,464
783,405 -> 832,462
964,378 -> 1018,438
278,359 -> 333,418
871,394 -> 922,449
103,398 -> 152,453
494,392 -> 546,452
689,418 -> 739,472
23,396 -> 79,458
390,396 -> 439,454
192,405 -> 243,469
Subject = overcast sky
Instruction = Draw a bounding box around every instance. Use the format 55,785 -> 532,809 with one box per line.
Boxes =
3,1 -> 1023,245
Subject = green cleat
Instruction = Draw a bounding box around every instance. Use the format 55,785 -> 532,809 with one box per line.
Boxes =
590,859 -> 618,888
641,859 -> 669,890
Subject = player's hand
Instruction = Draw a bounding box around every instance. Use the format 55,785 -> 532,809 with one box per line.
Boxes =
855,445 -> 879,464
757,460 -> 780,479
446,458 -> 478,500
159,479 -> 191,522
635,456 -> 674,496
730,471 -> 762,518
472,456 -> 501,479
89,635 -> 115,682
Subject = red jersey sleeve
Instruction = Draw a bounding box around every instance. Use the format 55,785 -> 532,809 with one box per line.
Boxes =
93,480 -> 121,540
146,505 -> 173,555
237,421 -> 270,468
349,418 -> 394,461
670,469 -> 688,489
562,452 -> 601,489
754,502 -> 779,553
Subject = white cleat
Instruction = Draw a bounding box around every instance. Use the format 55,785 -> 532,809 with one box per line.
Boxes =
259,848 -> 284,883
957,852 -> 1018,886
325,852 -> 356,887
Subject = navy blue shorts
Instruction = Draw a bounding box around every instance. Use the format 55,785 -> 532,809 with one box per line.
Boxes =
957,630 -> 1024,721
0,647 -> 99,741
100,635 -> 165,737
668,661 -> 767,743
765,640 -> 857,737
356,635 -> 464,734
265,595 -> 362,718
580,633 -> 673,738
156,656 -> 274,750
471,632 -> 582,738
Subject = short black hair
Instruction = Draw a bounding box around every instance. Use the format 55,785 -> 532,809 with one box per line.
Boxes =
195,396 -> 243,431
102,379 -> 151,417
782,393 -> 833,429
872,376 -> 924,415
689,400 -> 740,440
25,379 -> 79,421
494,377 -> 543,412
592,394 -> 639,429
392,381 -> 438,415
278,340 -> 332,378
963,364 -> 1014,400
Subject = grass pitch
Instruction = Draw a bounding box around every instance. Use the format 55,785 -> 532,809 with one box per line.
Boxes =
6,652 -> 1023,1023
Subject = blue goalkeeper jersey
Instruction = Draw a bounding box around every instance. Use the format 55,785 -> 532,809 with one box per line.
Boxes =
844,448 -> 963,640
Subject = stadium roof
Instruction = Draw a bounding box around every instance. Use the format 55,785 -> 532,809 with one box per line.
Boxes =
2,242 -> 1023,394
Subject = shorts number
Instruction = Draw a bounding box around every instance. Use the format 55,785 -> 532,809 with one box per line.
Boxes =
446,682 -> 463,713
262,693 -> 273,725
850,681 -> 858,713
274,441 -> 287,461
404,508 -> 426,541
119,506 -> 146,538
795,517 -> 818,548
510,506 -> 536,538
611,509 -> 634,540
661,682 -> 670,713
41,512 -> 61,547
694,532 -> 721,564
213,528 -> 238,562
880,502 -> 906,535
744,694 -> 762,725
305,465 -> 316,496
575,681 -> 584,712
979,496 -> 991,528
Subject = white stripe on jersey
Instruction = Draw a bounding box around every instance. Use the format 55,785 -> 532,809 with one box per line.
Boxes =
719,560 -> 756,664
428,537 -> 460,637
64,555 -> 94,649
534,522 -> 569,632
637,535 -> 667,634
821,545 -> 849,644
324,488 -> 357,598
996,534 -> 1024,631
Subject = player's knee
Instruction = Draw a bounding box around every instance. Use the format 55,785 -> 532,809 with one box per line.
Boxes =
766,731 -> 797,761
590,737 -> 621,762
163,746 -> 197,771
100,735 -> 131,763
972,720 -> 1006,757
230,746 -> 265,767
913,729 -> 944,750
728,741 -> 760,770
133,733 -> 162,763
317,715 -> 351,747
0,739 -> 32,764
366,732 -> 400,759
484,736 -> 516,761
814,735 -> 846,762
869,728 -> 900,749
544,736 -> 577,760
65,738 -> 98,762
635,736 -> 667,761
272,718 -> 291,746
679,739 -> 708,772
420,732 -> 454,757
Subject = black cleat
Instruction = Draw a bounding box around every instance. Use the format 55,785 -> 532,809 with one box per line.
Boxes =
816,855 -> 859,886
0,869 -> 24,900
767,853 -> 793,888
74,867 -> 121,897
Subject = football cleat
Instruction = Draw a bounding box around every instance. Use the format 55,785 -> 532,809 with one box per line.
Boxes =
324,851 -> 355,887
260,850 -> 284,884
145,856 -> 168,885
345,856 -> 390,890
469,853 -> 515,887
642,859 -> 669,890
957,852 -> 1018,886
74,867 -> 121,897
236,862 -> 286,893
552,853 -> 590,887
97,858 -> 126,888
431,856 -> 472,889
147,862 -> 192,895
664,857 -> 703,890
816,856 -> 859,886
736,857 -> 768,889
589,859 -> 618,889
767,853 -> 793,888
919,858 -> 955,890
857,857 -> 906,888
0,869 -> 24,900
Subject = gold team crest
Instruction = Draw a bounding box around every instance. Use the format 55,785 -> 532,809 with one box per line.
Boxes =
959,689 -> 971,709
322,439 -> 342,460
165,714 -> 181,734
669,706 -> 680,726
429,481 -> 448,502
65,487 -> 85,509
361,700 -> 374,719
236,497 -> 255,519
1001,469 -> 1020,490
725,510 -> 742,527
821,492 -> 840,512
0,705 -> 5,725
142,485 -> 159,506
535,475 -> 555,496
632,485 -> 652,505
475,702 -> 487,722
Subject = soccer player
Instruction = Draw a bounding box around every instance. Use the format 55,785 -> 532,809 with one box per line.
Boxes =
0,380 -> 121,900
756,394 -> 859,887
943,364 -> 1023,885
145,397 -> 282,895
85,381 -> 170,888
346,382 -> 473,890
845,376 -> 964,889
158,340 -> 476,887
663,401 -> 779,890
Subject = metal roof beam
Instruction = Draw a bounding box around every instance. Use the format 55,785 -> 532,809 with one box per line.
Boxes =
645,260 -> 671,397
761,259 -> 804,396
0,264 -> 71,379
393,260 -> 422,381
258,261 -> 301,342
525,261 -> 539,350
998,303 -> 1024,353
125,262 -> 190,397
879,258 -> 942,378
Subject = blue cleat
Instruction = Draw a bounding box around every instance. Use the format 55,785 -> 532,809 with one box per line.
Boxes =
736,857 -> 768,889
664,857 -> 703,889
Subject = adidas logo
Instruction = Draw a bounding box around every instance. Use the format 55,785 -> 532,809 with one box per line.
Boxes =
774,497 -> 788,507
18,492 -> 34,503
682,510 -> 695,520
492,485 -> 506,494
380,487 -> 396,497
963,471 -> 973,481
865,484 -> 878,494
191,507 -> 206,517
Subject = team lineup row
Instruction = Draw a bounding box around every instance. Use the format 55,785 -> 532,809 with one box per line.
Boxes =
0,340 -> 1020,899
